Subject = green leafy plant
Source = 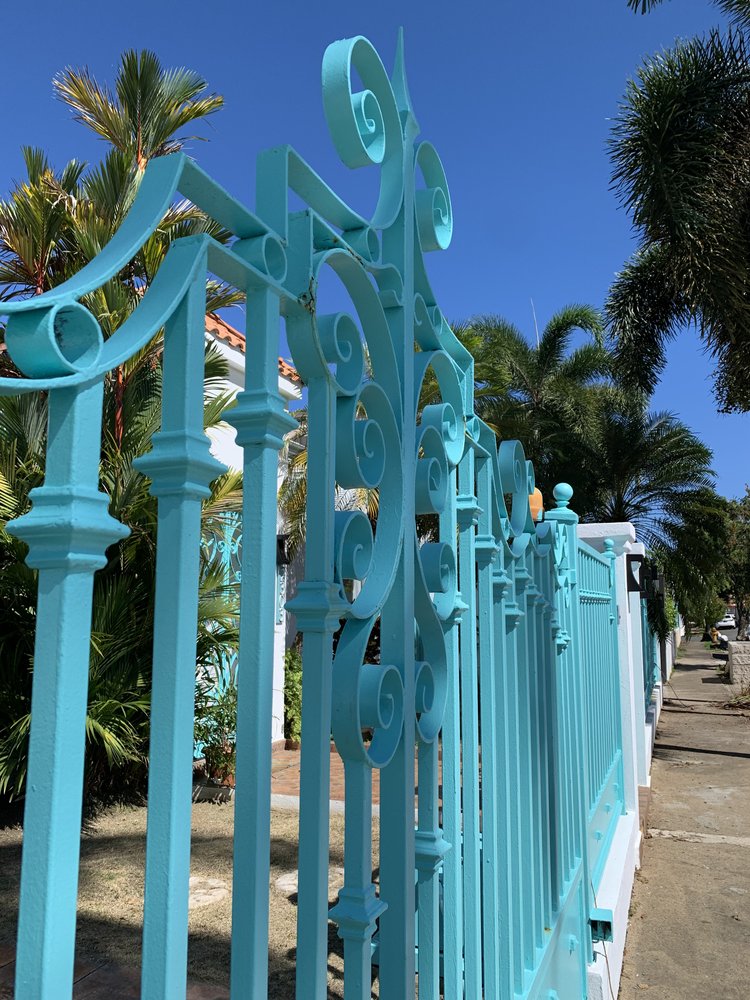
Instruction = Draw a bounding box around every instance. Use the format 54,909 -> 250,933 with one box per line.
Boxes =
0,50 -> 242,811
283,644 -> 303,745
194,674 -> 238,785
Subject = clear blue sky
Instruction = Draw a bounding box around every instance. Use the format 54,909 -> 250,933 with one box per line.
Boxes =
2,0 -> 746,498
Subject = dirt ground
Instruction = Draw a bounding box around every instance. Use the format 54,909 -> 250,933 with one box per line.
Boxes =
0,804 -> 382,999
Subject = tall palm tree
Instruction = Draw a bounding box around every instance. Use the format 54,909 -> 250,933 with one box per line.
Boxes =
0,148 -> 85,298
0,51 -> 241,807
54,49 -> 224,172
609,16 -> 750,411
627,0 -> 750,21
467,305 -> 610,489
0,355 -> 242,805
556,398 -> 726,605
279,306 -> 608,548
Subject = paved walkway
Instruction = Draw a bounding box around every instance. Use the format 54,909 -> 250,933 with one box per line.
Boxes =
619,639 -> 750,1000
271,746 -> 366,802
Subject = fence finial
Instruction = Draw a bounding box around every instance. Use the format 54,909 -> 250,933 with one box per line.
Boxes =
552,482 -> 573,509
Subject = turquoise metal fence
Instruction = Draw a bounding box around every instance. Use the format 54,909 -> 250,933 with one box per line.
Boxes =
577,540 -> 624,892
641,600 -> 660,714
0,32 -> 631,1000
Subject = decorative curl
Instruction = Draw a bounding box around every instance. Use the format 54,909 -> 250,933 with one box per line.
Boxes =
415,424 -> 449,515
336,383 -> 404,621
331,617 -> 405,769
322,36 -> 404,229
415,142 -> 453,252
419,542 -> 457,622
413,539 -> 449,744
318,313 -> 366,396
498,440 -> 537,543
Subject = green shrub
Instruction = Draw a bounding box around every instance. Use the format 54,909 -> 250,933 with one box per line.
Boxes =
194,674 -> 238,784
284,644 -> 303,744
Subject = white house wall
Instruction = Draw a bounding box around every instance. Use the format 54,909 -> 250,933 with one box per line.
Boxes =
205,331 -> 301,743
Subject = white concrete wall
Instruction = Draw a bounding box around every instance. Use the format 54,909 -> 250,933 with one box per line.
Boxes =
577,522 -> 654,1000
577,523 -> 643,812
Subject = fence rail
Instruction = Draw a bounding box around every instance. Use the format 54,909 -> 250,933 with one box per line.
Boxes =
0,32 -> 640,1000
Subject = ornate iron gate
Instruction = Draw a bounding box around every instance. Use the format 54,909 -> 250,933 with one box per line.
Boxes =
0,33 -> 624,1000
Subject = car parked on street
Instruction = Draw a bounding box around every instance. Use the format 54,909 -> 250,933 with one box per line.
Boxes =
716,613 -> 736,630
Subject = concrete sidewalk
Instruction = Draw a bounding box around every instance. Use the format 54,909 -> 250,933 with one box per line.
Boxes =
619,639 -> 750,999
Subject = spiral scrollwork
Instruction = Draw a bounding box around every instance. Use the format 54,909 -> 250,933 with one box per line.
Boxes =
331,617 -> 405,769
415,142 -> 453,253
321,35 -> 404,229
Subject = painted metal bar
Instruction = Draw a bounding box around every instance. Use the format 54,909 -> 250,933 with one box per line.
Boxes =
291,377 -> 339,1000
11,381 -> 127,1000
138,256 -> 225,1000
415,739 -> 443,1000
377,53 -> 419,996
475,459 -> 501,998
546,485 -> 595,962
515,555 -> 537,978
335,762 -> 382,1000
455,453 -> 483,998
504,577 -> 527,995
492,558 -> 515,1000
229,287 -> 296,999
440,475 -> 465,1000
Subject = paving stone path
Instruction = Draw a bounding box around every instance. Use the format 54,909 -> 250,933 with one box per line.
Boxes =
619,638 -> 750,1000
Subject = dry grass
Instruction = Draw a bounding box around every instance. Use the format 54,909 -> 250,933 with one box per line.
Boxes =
0,804 -> 382,999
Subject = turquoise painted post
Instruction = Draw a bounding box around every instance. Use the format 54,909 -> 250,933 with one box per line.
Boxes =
440,469 -> 465,1000
229,285 -> 296,998
475,459 -> 502,997
503,563 -> 526,996
135,255 -> 225,999
546,484 -> 594,991
456,452 -> 483,998
7,378 -> 127,999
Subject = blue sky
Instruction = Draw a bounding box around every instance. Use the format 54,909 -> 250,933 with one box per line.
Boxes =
2,0 -> 746,497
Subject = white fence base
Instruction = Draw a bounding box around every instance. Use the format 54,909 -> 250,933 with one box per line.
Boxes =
586,811 -> 640,1000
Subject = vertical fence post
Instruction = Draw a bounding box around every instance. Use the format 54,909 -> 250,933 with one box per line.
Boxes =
10,380 -> 128,1000
378,57 -> 418,999
440,462 -> 465,1000
136,253 -> 225,999
475,458 -> 502,997
229,285 -> 296,999
455,451 -> 483,998
545,484 -> 593,961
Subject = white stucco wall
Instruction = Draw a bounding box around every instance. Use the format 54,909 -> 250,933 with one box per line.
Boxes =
205,331 -> 301,743
577,522 -> 649,1000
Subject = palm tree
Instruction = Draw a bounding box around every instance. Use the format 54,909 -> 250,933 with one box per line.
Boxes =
627,0 -> 750,20
609,17 -> 750,411
54,49 -> 224,172
0,357 -> 242,805
466,305 -> 610,490
0,52 -> 241,808
556,398 -> 726,606
279,306 -> 608,548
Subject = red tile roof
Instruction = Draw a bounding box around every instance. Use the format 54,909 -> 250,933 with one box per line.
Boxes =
205,313 -> 300,383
